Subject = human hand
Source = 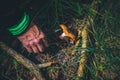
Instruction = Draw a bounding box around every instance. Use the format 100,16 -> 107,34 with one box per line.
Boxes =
17,22 -> 48,53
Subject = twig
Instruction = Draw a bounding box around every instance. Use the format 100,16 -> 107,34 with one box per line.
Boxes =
37,62 -> 54,68
0,42 -> 45,80
77,18 -> 89,77
72,19 -> 86,55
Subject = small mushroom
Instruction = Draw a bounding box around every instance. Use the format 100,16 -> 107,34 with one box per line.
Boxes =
59,24 -> 75,44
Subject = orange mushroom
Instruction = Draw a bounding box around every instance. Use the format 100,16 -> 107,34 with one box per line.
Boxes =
59,24 -> 75,44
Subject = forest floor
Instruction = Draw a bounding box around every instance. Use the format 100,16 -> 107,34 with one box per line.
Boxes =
0,0 -> 120,80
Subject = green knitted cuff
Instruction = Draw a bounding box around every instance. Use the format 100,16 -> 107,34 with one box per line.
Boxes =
8,13 -> 30,35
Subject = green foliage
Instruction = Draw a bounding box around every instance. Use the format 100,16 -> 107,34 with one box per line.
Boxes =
0,0 -> 119,80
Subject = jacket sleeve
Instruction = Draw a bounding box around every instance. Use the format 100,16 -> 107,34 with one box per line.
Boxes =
0,0 -> 24,29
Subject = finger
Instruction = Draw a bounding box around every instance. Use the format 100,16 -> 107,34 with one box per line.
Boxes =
39,31 -> 45,39
42,38 -> 49,47
23,43 -> 33,53
36,44 -> 44,52
31,44 -> 39,53
34,39 -> 44,52
34,38 -> 44,52
24,46 -> 33,53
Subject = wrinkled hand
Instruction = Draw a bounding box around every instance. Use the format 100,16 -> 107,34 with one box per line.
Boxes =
17,23 -> 48,53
